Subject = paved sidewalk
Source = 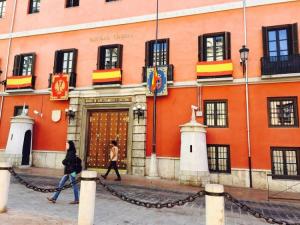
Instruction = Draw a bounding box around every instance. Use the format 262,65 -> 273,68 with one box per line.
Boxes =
1,167 -> 299,225
14,167 -> 271,201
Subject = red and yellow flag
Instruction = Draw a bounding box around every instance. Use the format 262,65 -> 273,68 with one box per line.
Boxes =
6,75 -> 33,89
151,67 -> 159,92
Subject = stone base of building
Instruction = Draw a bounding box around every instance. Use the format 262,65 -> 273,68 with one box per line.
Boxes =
0,152 -> 24,166
145,157 -> 300,192
31,151 -> 65,169
179,171 -> 210,187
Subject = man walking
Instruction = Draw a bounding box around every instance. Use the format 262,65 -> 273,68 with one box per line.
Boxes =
101,140 -> 121,181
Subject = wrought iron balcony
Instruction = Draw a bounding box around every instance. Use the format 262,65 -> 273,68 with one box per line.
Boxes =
48,72 -> 77,88
142,64 -> 174,83
261,54 -> 300,76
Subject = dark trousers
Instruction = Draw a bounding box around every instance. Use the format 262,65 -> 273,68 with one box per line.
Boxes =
104,161 -> 121,178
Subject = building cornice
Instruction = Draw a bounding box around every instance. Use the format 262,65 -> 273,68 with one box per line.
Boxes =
0,0 -> 295,40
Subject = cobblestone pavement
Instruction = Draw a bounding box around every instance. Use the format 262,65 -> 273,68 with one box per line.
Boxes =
1,174 -> 300,225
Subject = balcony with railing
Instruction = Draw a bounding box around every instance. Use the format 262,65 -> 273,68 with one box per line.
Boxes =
142,64 -> 174,83
261,54 -> 300,76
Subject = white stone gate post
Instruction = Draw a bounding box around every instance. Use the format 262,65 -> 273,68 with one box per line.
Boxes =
78,171 -> 98,225
0,162 -> 11,213
205,184 -> 225,225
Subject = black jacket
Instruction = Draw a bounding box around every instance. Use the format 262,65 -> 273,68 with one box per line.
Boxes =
62,149 -> 77,175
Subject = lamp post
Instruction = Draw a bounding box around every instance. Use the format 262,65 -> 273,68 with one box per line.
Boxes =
239,45 -> 252,188
239,45 -> 249,76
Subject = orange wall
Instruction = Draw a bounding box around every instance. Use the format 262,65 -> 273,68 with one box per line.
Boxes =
0,95 -> 68,151
146,86 -> 249,168
249,82 -> 300,170
0,1 -> 299,89
146,82 -> 300,170
0,0 -> 239,33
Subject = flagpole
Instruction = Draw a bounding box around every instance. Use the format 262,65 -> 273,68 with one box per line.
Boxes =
148,0 -> 159,178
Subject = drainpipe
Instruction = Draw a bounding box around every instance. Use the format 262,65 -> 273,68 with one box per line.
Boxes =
243,0 -> 253,188
0,0 -> 18,122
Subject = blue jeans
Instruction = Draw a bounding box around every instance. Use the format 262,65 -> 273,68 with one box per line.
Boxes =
52,174 -> 79,201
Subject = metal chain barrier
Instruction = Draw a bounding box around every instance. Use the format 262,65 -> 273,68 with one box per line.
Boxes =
224,192 -> 300,225
98,178 -> 205,209
8,167 -> 81,193
4,166 -> 300,224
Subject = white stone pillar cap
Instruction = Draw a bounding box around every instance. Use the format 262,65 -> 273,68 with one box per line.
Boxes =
81,170 -> 97,178
205,184 -> 224,193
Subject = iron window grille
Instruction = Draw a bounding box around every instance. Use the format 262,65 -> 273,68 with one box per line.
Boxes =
207,145 -> 231,173
14,106 -> 29,116
145,39 -> 169,67
267,97 -> 299,127
53,49 -> 78,74
0,0 -> 6,18
204,100 -> 228,128
271,147 -> 300,179
66,0 -> 79,8
13,53 -> 36,76
29,0 -> 40,14
97,44 -> 123,70
198,32 -> 231,62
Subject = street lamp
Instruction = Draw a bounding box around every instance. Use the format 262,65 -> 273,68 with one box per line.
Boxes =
239,45 -> 249,76
133,105 -> 146,124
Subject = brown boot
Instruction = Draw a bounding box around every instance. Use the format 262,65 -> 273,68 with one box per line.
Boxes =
47,197 -> 56,204
69,200 -> 79,204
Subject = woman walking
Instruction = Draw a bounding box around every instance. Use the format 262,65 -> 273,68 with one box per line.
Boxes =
47,140 -> 80,204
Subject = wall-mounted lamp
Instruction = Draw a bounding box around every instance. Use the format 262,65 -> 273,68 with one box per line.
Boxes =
133,104 -> 146,123
239,45 -> 250,76
65,107 -> 76,123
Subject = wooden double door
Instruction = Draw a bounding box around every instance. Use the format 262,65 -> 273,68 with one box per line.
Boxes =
86,109 -> 129,169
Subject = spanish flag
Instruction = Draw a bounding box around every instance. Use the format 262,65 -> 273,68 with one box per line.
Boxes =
196,60 -> 233,78
92,68 -> 122,84
6,76 -> 33,89
151,67 -> 159,92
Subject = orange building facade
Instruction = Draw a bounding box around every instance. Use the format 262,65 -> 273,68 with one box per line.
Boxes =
0,0 -> 300,190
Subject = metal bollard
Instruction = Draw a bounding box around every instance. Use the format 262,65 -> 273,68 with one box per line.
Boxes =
205,184 -> 225,225
78,171 -> 98,225
0,162 -> 11,213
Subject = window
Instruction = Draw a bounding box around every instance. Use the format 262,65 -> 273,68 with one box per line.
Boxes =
207,145 -> 230,173
13,53 -> 36,76
66,0 -> 79,8
204,100 -> 228,127
199,32 -> 231,61
106,0 -> 118,2
267,97 -> 298,127
53,49 -> 78,74
271,147 -> 300,178
14,105 -> 29,116
145,39 -> 169,67
29,0 -> 40,14
262,24 -> 299,60
97,45 -> 123,70
0,0 -> 6,18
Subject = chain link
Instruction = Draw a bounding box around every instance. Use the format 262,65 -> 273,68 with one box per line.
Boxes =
224,192 -> 300,225
8,168 -> 81,193
98,178 -> 205,209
